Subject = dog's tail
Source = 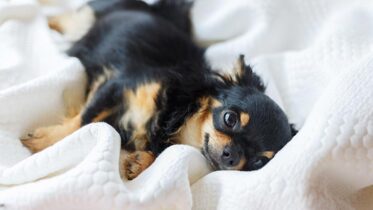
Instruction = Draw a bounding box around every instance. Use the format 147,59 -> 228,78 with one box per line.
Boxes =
151,0 -> 194,35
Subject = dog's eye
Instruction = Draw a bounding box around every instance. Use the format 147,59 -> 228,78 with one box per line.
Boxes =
223,111 -> 238,128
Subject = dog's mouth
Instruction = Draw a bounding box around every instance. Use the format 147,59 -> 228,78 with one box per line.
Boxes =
201,133 -> 221,170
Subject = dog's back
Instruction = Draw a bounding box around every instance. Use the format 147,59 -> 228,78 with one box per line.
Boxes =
68,0 -> 203,87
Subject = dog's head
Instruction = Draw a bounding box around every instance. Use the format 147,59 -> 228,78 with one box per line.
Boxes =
194,55 -> 294,171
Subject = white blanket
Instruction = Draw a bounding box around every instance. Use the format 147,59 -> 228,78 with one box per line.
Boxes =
1,0 -> 373,209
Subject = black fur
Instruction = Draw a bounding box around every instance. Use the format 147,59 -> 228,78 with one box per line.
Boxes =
68,0 -> 294,171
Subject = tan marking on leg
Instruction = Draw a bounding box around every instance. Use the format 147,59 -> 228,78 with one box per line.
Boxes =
48,5 -> 95,41
92,109 -> 114,122
131,128 -> 149,150
63,90 -> 84,118
86,67 -> 116,104
121,82 -> 161,150
240,112 -> 250,127
21,115 -> 82,153
119,150 -> 155,180
21,67 -> 117,154
86,76 -> 106,104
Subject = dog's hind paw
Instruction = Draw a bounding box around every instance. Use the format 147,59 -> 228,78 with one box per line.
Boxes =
21,127 -> 54,153
20,116 -> 81,153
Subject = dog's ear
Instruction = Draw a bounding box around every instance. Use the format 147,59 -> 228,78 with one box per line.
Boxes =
230,55 -> 265,92
232,54 -> 251,85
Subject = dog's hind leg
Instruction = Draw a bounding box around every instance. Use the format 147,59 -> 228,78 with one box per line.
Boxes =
21,114 -> 82,153
21,77 -> 122,153
48,0 -> 150,41
48,5 -> 96,41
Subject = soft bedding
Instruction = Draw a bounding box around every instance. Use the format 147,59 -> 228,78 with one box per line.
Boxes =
0,0 -> 373,209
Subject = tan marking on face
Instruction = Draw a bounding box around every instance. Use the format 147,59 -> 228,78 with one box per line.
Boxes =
260,151 -> 275,159
230,157 -> 246,170
213,129 -> 231,146
203,114 -> 232,149
240,112 -> 250,127
211,99 -> 222,108
177,97 -> 211,148
21,115 -> 82,153
48,5 -> 95,41
179,96 -> 232,150
177,114 -> 204,148
122,82 -> 161,150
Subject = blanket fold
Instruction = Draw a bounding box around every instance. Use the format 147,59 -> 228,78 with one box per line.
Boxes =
1,0 -> 373,209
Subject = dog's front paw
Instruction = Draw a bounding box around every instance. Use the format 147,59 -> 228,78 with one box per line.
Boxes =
122,151 -> 155,180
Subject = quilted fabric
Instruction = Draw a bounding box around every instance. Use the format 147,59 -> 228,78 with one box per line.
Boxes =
0,0 -> 373,209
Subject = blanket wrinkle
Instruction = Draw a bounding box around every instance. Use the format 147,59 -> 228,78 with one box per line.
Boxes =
1,0 -> 373,209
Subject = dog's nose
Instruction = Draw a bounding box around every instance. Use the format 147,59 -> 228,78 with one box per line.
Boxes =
221,146 -> 240,167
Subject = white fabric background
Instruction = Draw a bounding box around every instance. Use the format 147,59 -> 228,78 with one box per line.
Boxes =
0,0 -> 373,209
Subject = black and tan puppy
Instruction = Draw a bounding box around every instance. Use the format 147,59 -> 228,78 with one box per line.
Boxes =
22,0 -> 295,180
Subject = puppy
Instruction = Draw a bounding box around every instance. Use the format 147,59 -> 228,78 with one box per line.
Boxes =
22,0 -> 295,180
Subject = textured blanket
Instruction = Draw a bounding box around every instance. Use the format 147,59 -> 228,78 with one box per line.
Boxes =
1,0 -> 373,209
